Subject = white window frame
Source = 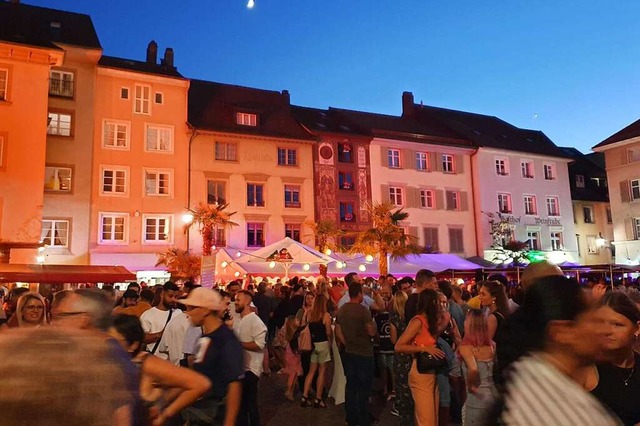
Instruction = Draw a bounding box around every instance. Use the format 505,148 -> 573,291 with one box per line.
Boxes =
631,179 -> 640,201
49,69 -> 74,98
388,149 -> 401,168
44,166 -> 72,193
523,195 -> 537,215
521,160 -> 534,178
527,229 -> 541,250
0,68 -> 7,101
446,190 -> 460,211
277,147 -> 297,166
143,169 -> 172,197
236,112 -> 257,126
634,219 -> 640,241
543,163 -> 556,180
215,141 -> 238,161
47,111 -> 72,136
389,186 -> 403,206
583,205 -> 595,224
420,189 -> 435,209
41,219 -> 70,248
100,166 -> 129,196
142,214 -> 172,244
495,157 -> 509,176
247,222 -> 265,247
98,212 -> 128,245
154,92 -> 164,104
550,230 -> 564,251
442,154 -> 454,173
498,193 -> 512,214
102,120 -> 130,150
134,84 -> 151,115
247,183 -> 265,207
416,152 -> 429,171
207,180 -> 226,205
586,235 -> 598,254
145,124 -> 173,153
546,196 -> 560,216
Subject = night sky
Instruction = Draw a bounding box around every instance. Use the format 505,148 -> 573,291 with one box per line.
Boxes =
26,0 -> 640,153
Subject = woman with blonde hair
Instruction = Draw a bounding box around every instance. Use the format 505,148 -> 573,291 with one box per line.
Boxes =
301,293 -> 333,408
7,292 -> 47,328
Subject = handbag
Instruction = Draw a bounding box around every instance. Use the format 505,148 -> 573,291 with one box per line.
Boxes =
416,344 -> 448,373
296,313 -> 313,352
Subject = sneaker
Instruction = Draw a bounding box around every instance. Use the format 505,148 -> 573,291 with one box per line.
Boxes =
390,408 -> 400,417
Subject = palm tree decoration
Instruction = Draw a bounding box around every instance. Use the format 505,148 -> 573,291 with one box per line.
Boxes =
350,201 -> 421,275
156,248 -> 202,281
185,202 -> 238,256
304,218 -> 343,253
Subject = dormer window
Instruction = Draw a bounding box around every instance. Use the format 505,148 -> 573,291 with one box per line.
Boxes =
236,112 -> 257,126
575,174 -> 585,188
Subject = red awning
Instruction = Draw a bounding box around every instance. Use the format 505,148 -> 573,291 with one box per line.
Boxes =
0,264 -> 136,283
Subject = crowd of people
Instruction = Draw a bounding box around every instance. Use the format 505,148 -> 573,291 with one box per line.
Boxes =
1,260 -> 640,425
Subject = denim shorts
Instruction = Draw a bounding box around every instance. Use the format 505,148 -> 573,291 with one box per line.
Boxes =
310,341 -> 331,363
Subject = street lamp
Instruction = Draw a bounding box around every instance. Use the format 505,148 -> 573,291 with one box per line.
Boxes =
596,233 -> 606,248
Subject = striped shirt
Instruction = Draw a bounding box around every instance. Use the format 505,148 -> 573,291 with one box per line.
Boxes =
502,354 -> 621,426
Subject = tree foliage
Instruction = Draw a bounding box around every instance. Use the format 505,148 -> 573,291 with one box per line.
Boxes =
304,218 -> 343,253
185,202 -> 238,255
156,248 -> 202,281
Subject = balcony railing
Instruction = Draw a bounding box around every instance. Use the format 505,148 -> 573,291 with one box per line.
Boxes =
49,78 -> 74,98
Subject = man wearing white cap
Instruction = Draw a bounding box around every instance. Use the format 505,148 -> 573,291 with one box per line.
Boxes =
181,288 -> 244,426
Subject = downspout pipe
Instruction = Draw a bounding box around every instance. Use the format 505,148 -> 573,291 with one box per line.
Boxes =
186,123 -> 198,252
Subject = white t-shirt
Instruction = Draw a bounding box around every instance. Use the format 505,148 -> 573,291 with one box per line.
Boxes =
230,301 -> 256,330
158,312 -> 189,365
140,307 -> 181,359
234,311 -> 267,377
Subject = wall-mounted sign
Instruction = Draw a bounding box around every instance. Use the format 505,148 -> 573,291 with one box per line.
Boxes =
535,217 -> 562,226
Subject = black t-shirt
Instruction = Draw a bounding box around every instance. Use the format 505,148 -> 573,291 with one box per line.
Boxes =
374,311 -> 393,353
193,325 -> 245,400
252,292 -> 272,326
591,354 -> 640,426
405,293 -> 419,322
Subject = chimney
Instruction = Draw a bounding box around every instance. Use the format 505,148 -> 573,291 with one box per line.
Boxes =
281,90 -> 290,105
162,48 -> 174,68
402,91 -> 415,119
146,41 -> 157,64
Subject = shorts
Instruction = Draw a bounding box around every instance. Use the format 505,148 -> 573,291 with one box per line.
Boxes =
377,352 -> 394,369
310,341 -> 331,364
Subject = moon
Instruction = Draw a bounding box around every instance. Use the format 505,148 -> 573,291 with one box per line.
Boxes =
247,0 -> 255,8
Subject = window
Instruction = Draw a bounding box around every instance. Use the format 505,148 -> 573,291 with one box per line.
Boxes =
41,219 -> 69,247
236,112 -> 257,126
587,235 -> 598,254
212,228 -> 226,247
499,225 -> 515,247
416,152 -> 429,171
154,92 -> 163,104
527,230 -> 540,250
388,149 -> 400,168
247,223 -> 264,247
146,125 -> 173,152
338,143 -> 353,163
420,189 -> 435,209
423,227 -> 439,252
284,185 -> 301,208
521,160 -> 534,178
101,167 -> 127,195
143,215 -> 171,243
576,174 -> 585,188
341,236 -> 356,248
449,228 -> 464,253
120,87 -> 129,99
134,84 -> 151,114
340,202 -> 355,222
607,207 -> 613,224
546,196 -> 560,216
247,183 -> 265,207
498,193 -> 512,214
207,180 -> 226,205
635,219 -> 640,240
495,158 -> 509,176
544,163 -> 556,180
550,231 -> 563,251
277,148 -> 297,166
631,179 -> 640,201
103,121 -> 129,149
47,112 -> 72,136
144,170 -> 171,196
99,213 -> 127,244
442,154 -> 454,173
49,70 -> 74,98
215,142 -> 237,161
446,190 -> 459,211
576,234 -> 581,257
389,187 -> 403,205
285,224 -> 301,242
583,206 -> 595,224
524,195 -> 537,215
44,166 -> 72,192
628,148 -> 640,163
338,172 -> 353,190
0,68 -> 7,101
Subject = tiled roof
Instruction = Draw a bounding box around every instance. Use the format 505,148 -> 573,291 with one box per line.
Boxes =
99,55 -> 184,79
412,105 -> 571,158
328,108 -> 473,147
0,1 -> 100,50
593,118 -> 640,149
188,79 -> 314,141
560,148 -> 609,202
290,106 -> 368,136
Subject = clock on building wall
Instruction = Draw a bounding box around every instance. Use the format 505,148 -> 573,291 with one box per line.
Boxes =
319,143 -> 334,165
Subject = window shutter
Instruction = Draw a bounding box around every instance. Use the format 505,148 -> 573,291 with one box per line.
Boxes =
435,189 -> 444,210
381,147 -> 389,167
626,218 -> 636,241
381,184 -> 390,203
460,191 -> 469,211
403,150 -> 415,170
410,187 -> 420,207
455,154 -> 464,174
621,180 -> 631,203
408,226 -> 419,242
429,152 -> 438,172
434,152 -> 443,172
423,227 -> 439,252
